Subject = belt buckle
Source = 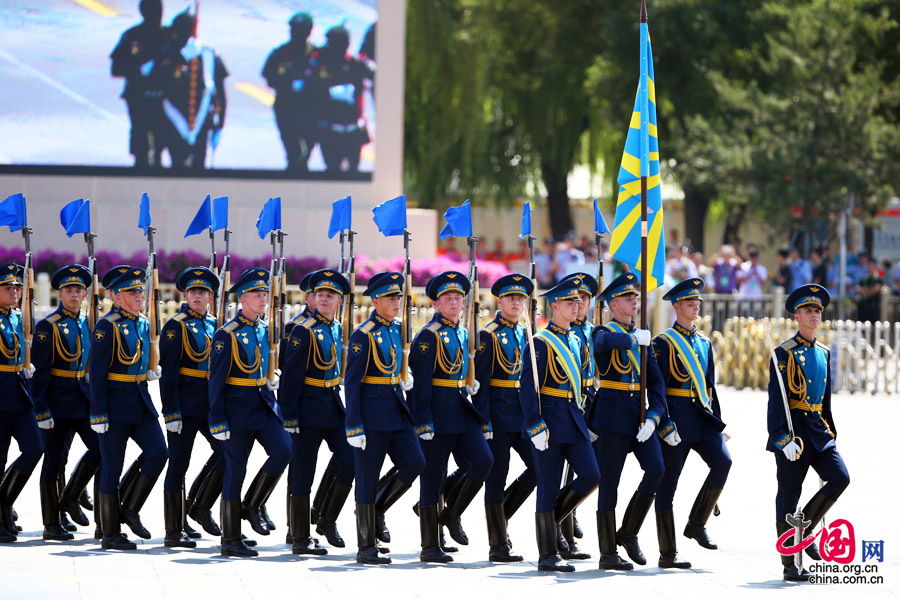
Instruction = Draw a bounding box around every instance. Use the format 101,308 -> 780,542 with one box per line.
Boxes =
514,380 -> 520,389
628,382 -> 636,391
391,375 -> 399,384
325,379 -> 333,388
457,380 -> 465,388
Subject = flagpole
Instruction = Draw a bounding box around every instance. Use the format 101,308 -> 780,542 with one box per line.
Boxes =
638,0 -> 649,425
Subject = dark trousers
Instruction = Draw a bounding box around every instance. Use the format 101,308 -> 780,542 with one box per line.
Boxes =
532,437 -> 600,512
40,417 -> 100,484
289,426 -> 355,496
774,445 -> 849,523
98,415 -> 168,493
419,428 -> 493,505
656,431 -> 732,511
484,431 -> 535,505
596,429 -> 664,511
221,413 -> 291,500
354,429 -> 424,504
0,409 -> 43,474
163,417 -> 224,492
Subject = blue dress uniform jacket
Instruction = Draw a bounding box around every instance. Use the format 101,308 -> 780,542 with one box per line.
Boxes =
280,311 -> 345,429
519,323 -> 591,444
653,322 -> 725,443
208,314 -> 282,434
0,307 -> 31,411
571,317 -> 597,411
159,304 -> 216,422
590,320 -> 668,435
31,307 -> 91,421
767,333 -> 836,454
88,307 -> 156,425
344,312 -> 412,434
278,305 -> 312,371
472,314 -> 525,433
410,314 -> 487,435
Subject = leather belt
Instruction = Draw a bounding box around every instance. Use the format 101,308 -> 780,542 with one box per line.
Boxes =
51,368 -> 85,379
432,379 -> 466,388
304,376 -> 340,388
597,380 -> 641,392
180,367 -> 210,379
225,377 -> 267,387
361,375 -> 400,385
108,373 -> 147,383
489,378 -> 520,389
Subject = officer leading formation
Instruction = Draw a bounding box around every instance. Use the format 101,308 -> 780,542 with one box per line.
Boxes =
0,193 -> 848,585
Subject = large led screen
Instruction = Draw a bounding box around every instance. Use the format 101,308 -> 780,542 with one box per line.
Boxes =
0,0 -> 377,179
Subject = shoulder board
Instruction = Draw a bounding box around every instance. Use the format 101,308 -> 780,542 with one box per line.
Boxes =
173,313 -> 187,322
484,322 -> 498,333
106,313 -> 120,323
46,313 -> 61,324
426,322 -> 441,333
779,338 -> 797,352
359,321 -> 375,334
223,321 -> 238,333
300,316 -> 316,330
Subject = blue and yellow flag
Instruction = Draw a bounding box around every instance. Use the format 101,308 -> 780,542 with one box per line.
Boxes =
609,19 -> 665,291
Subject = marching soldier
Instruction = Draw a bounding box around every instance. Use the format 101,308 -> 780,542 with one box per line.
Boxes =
208,268 -> 291,557
32,265 -> 100,541
89,266 -> 168,550
281,270 -> 355,555
519,276 -> 601,572
471,273 -> 534,562
591,273 -> 671,570
653,278 -> 731,568
410,271 -> 494,563
768,284 -> 849,582
159,267 -> 222,548
0,263 -> 43,543
344,272 -> 422,565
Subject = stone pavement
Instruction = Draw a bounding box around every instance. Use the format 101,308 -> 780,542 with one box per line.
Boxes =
2,388 -> 897,599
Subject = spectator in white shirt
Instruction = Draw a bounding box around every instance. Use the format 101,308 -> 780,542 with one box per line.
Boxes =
737,246 -> 768,296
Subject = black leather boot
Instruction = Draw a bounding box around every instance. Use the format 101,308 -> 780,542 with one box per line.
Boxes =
777,522 -> 810,581
93,479 -> 102,539
801,490 -> 836,561
502,471 -> 535,521
356,503 -> 390,564
486,503 -> 522,562
597,510 -> 633,570
183,489 -> 201,539
57,473 -> 76,532
221,499 -> 257,557
439,477 -> 482,546
616,490 -> 654,565
572,511 -> 584,539
120,472 -> 157,539
657,510 -> 691,568
290,496 -> 327,555
99,493 -> 136,550
189,468 -> 223,536
435,494 -> 458,553
242,470 -> 280,536
41,483 -> 74,541
536,511 -> 574,571
118,455 -> 144,501
164,491 -> 197,548
560,512 -> 591,559
60,457 -> 98,527
316,481 -> 351,548
311,467 -> 337,525
420,504 -> 453,563
0,468 -> 31,541
374,473 -> 411,544
684,483 -> 723,550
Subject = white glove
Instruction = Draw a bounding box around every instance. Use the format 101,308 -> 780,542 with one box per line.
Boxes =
38,418 -> 55,430
147,366 -> 162,382
466,380 -> 480,396
782,440 -> 801,462
213,430 -> 231,441
483,431 -> 493,440
348,434 -> 367,450
589,429 -> 599,443
663,430 -> 681,446
636,419 -> 657,442
266,369 -> 281,391
23,364 -> 35,379
531,430 -> 549,451
633,329 -> 652,346
166,420 -> 183,434
419,432 -> 434,441
285,427 -> 299,434
400,375 -> 414,392
91,423 -> 109,434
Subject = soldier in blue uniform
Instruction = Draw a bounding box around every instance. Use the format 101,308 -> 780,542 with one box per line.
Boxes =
768,284 -> 849,582
159,267 -> 221,548
0,263 -> 43,543
208,268 -> 292,557
653,278 -> 731,569
344,272 -> 423,565
471,273 -> 533,562
591,272 -> 671,570
519,276 -> 601,572
89,266 -> 168,550
281,270 -> 354,555
32,265 -> 99,541
411,271 -> 493,564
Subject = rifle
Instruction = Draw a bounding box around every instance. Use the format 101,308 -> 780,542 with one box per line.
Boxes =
21,225 -> 35,370
341,229 -> 356,379
215,228 -> 231,329
84,232 -> 100,332
266,230 -> 281,383
144,225 -> 161,372
594,232 -> 606,325
526,233 -> 538,333
400,229 -> 413,383
464,235 -> 479,388
208,224 -> 218,321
